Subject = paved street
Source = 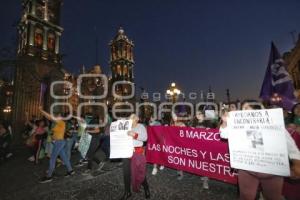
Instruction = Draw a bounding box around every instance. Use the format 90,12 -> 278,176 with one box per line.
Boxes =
0,147 -> 238,200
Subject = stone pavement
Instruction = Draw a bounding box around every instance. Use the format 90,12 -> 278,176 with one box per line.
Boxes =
0,147 -> 238,200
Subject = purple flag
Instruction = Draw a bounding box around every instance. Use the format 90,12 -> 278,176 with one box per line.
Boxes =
259,42 -> 296,110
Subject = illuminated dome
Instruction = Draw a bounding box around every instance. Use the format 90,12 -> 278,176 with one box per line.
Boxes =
118,27 -> 124,34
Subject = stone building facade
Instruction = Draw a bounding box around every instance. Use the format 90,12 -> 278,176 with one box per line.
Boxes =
284,34 -> 300,100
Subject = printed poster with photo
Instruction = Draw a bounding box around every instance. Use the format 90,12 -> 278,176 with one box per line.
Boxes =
227,108 -> 290,176
109,120 -> 133,159
78,131 -> 92,158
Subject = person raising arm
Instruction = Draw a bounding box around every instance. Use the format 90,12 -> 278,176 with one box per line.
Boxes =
38,107 -> 74,183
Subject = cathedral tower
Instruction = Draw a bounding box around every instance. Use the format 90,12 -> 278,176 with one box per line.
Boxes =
109,27 -> 134,99
13,0 -> 65,127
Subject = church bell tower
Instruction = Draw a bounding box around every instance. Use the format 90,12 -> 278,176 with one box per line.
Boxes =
13,0 -> 65,128
18,0 -> 63,61
109,27 -> 135,99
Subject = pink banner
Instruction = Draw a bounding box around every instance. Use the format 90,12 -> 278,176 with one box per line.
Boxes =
146,126 -> 238,184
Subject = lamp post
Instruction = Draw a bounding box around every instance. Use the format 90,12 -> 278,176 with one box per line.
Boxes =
166,82 -> 181,103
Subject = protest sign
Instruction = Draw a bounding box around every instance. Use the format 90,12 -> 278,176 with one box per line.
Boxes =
227,108 -> 290,176
110,120 -> 133,159
78,131 -> 92,158
146,126 -> 237,184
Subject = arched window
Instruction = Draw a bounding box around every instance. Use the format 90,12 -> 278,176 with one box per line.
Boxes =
123,65 -> 128,76
34,27 -> 43,48
122,42 -> 126,57
117,44 -> 121,58
126,45 -> 131,60
117,65 -> 122,75
112,46 -> 116,60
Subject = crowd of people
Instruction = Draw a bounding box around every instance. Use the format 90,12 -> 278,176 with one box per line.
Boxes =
219,101 -> 300,200
1,100 -> 300,200
22,107 -> 111,182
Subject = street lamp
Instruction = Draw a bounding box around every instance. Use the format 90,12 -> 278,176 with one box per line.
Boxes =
3,106 -> 11,113
270,93 -> 282,103
166,82 -> 181,103
270,93 -> 282,107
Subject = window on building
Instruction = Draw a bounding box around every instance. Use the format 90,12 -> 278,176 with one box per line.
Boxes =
127,45 -> 131,60
36,2 -> 44,19
123,65 -> 128,76
117,45 -> 121,58
34,27 -> 43,48
47,33 -> 55,51
113,66 -> 117,77
21,31 -> 26,49
122,43 -> 126,57
47,4 -> 57,24
129,48 -> 132,60
116,65 -> 122,75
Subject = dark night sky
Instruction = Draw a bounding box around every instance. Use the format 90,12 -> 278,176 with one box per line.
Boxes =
1,0 -> 300,101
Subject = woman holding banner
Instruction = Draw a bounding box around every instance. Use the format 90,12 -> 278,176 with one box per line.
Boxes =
192,111 -> 211,189
149,115 -> 165,175
171,112 -> 186,180
120,114 -> 150,200
220,100 -> 300,200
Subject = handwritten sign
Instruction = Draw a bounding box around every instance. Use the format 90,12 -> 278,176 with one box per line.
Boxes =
78,131 -> 92,158
227,108 -> 290,176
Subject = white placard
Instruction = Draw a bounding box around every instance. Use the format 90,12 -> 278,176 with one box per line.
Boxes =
227,108 -> 290,176
109,120 -> 133,159
205,110 -> 216,119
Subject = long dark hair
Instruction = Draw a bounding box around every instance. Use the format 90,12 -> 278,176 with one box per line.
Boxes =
241,99 -> 263,110
291,103 -> 300,121
36,119 -> 47,128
